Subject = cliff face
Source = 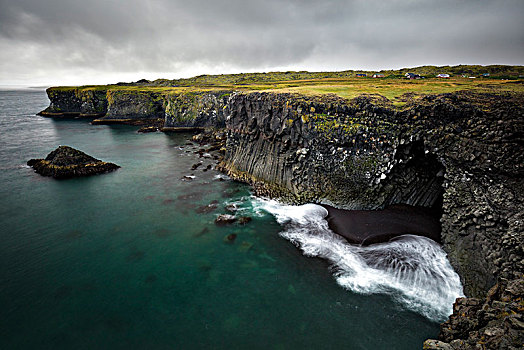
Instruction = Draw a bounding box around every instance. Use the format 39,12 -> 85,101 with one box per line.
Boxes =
164,91 -> 230,128
219,91 -> 524,297
40,87 -> 523,297
40,88 -> 232,127
39,88 -> 108,117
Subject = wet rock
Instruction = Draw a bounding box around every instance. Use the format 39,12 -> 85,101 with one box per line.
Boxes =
238,216 -> 252,225
426,277 -> 524,349
422,339 -> 453,350
137,126 -> 158,133
223,233 -> 237,243
225,204 -> 238,213
191,163 -> 202,170
27,145 -> 119,179
195,203 -> 218,214
215,214 -> 237,225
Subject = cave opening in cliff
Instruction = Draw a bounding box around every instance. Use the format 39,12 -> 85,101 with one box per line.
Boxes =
389,139 -> 446,226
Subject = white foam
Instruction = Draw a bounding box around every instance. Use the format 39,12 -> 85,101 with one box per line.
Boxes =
213,174 -> 230,180
254,199 -> 464,322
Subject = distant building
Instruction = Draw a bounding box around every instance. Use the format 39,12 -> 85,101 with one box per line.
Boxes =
356,73 -> 367,77
372,73 -> 385,78
405,73 -> 420,79
482,73 -> 490,77
437,74 -> 450,78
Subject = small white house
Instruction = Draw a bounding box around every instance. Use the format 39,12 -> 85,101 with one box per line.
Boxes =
437,74 -> 450,78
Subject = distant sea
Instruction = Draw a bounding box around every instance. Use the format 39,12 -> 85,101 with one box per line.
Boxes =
0,89 -> 462,349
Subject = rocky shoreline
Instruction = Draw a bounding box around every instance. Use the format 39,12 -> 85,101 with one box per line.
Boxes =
424,277 -> 523,350
38,86 -> 523,347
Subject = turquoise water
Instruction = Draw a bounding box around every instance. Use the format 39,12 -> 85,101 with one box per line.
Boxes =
0,89 -> 443,349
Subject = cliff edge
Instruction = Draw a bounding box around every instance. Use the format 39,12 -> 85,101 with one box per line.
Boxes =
219,91 -> 523,298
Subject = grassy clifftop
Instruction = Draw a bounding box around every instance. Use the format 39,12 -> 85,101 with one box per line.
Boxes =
48,65 -> 524,108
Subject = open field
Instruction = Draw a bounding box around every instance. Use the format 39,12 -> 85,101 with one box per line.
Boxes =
51,65 -> 524,107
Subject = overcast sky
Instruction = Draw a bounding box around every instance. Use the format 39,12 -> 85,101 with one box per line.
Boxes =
0,0 -> 523,86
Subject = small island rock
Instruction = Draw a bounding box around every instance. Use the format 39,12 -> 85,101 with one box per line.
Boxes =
27,145 -> 119,179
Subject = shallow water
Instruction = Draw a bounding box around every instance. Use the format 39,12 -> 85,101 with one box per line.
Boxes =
0,89 -> 459,349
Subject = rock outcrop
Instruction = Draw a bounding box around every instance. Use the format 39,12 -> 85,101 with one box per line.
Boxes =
27,146 -> 119,178
218,91 -> 524,298
40,87 -> 232,128
424,277 -> 524,350
38,88 -> 108,117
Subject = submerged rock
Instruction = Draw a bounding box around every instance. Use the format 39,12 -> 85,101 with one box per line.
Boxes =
27,146 -> 119,179
223,233 -> 237,243
238,216 -> 252,225
195,203 -> 218,214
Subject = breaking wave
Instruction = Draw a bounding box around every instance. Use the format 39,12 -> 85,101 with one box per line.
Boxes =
254,199 -> 464,322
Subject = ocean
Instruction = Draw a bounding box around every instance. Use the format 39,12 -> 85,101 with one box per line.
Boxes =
0,89 -> 462,349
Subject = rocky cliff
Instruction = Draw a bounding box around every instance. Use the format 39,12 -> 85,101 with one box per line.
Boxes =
40,87 -> 232,128
219,91 -> 524,298
424,277 -> 524,350
39,87 -> 523,298
39,87 -> 108,117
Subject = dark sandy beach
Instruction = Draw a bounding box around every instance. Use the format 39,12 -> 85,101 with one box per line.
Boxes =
321,204 -> 441,245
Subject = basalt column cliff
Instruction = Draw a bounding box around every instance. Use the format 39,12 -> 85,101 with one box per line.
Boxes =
219,91 -> 523,298
39,86 -> 523,298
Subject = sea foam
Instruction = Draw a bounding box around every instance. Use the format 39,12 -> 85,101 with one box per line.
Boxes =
254,198 -> 464,322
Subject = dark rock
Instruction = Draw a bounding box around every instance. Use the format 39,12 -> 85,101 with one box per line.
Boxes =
223,233 -> 237,243
238,216 -> 252,225
191,163 -> 202,170
426,277 -> 524,349
27,146 -> 119,179
195,203 -> 218,214
215,214 -> 237,225
137,126 -> 158,133
225,204 -> 238,213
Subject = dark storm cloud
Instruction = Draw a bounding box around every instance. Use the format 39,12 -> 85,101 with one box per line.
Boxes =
0,0 -> 523,85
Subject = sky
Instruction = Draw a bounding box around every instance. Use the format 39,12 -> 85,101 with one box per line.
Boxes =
0,0 -> 523,86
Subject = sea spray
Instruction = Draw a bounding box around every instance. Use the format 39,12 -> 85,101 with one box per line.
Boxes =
254,198 -> 464,322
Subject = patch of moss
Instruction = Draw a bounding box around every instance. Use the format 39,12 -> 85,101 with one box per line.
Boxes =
311,113 -> 363,138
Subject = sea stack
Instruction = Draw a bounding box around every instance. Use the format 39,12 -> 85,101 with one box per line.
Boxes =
27,145 -> 119,179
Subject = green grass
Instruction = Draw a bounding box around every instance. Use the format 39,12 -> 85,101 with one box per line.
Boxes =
48,65 -> 524,107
